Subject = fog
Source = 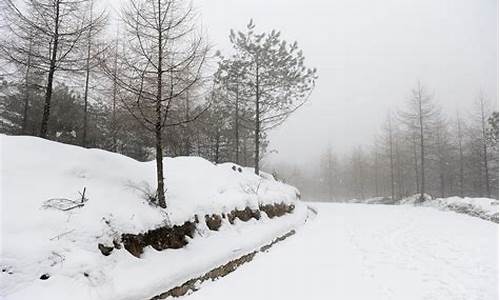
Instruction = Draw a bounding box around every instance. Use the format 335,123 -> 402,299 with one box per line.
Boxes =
193,0 -> 498,166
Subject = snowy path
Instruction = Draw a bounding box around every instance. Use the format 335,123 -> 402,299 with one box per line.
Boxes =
183,203 -> 498,300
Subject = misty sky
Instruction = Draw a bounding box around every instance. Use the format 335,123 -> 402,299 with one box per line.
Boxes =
192,0 -> 498,166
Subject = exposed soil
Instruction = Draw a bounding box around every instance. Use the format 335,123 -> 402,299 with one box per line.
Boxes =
260,202 -> 295,218
227,207 -> 261,224
98,203 -> 295,257
121,221 -> 196,258
106,202 -> 295,258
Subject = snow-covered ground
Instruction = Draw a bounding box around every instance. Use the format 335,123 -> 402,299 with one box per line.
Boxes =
183,203 -> 499,300
0,135 -> 306,300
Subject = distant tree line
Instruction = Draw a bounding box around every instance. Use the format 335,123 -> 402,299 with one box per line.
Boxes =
0,0 -> 316,208
274,83 -> 498,201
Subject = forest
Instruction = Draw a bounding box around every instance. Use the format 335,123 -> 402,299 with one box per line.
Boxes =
0,0 -> 497,204
0,0 -> 316,206
274,85 -> 499,201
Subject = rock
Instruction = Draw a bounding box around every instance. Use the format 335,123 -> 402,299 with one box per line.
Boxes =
98,243 -> 114,256
121,234 -> 144,257
113,239 -> 122,249
205,214 -> 222,231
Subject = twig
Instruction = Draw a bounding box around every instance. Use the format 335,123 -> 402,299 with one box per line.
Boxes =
61,203 -> 85,211
49,229 -> 75,241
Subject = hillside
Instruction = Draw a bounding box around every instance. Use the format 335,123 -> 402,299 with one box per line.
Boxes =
0,135 -> 309,300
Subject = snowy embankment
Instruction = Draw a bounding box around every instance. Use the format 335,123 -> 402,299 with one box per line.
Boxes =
352,194 -> 499,223
0,135 -> 308,300
400,195 -> 499,223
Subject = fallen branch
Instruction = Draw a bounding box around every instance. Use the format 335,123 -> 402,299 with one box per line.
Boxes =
42,187 -> 88,211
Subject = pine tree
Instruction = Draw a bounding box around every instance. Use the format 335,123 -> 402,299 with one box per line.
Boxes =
227,20 -> 317,174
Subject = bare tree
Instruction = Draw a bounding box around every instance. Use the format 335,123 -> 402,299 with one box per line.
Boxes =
477,93 -> 491,198
399,82 -> 439,201
2,0 -> 107,138
81,0 -> 107,147
455,111 -> 465,197
102,0 -> 208,208
21,35 -> 35,134
383,113 -> 396,200
320,145 -> 338,201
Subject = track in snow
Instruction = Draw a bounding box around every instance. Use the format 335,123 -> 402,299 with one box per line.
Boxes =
183,202 -> 498,300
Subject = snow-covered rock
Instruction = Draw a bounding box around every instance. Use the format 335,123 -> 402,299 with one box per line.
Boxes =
0,134 -> 307,300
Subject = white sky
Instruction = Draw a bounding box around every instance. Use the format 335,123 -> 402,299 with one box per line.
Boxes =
106,0 -> 498,164
192,0 -> 498,164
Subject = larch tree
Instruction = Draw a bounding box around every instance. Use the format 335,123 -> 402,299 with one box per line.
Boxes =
2,0 -> 107,138
383,112 -> 396,200
81,0 -> 108,147
476,93 -> 492,198
215,58 -> 251,164
433,116 -> 453,198
399,82 -> 438,201
320,145 -> 338,201
228,20 -> 317,174
103,0 -> 208,208
455,111 -> 465,197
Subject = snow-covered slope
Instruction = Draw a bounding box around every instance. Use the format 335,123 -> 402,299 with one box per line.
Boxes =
0,135 -> 306,300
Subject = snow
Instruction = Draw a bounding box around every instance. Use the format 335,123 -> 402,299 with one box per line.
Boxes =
0,134 -> 305,300
400,195 -> 499,222
350,194 -> 499,223
183,203 -> 499,300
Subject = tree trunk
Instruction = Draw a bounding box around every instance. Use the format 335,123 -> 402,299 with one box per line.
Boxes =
457,115 -> 464,197
395,139 -> 403,200
155,0 -> 166,208
215,128 -> 220,164
418,93 -> 425,201
39,0 -> 60,138
82,0 -> 93,147
480,97 -> 491,198
21,39 -> 33,134
389,117 -> 395,200
155,113 -> 165,208
358,154 -> 365,200
111,52 -> 118,151
374,151 -> 379,197
82,33 -> 92,146
412,132 -> 420,194
243,134 -> 248,166
439,167 -> 445,198
234,81 -> 240,164
184,91 -> 191,155
254,62 -> 260,175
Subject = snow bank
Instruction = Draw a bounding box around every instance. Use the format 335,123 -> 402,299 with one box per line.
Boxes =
0,134 -> 306,300
347,194 -> 498,223
348,197 -> 399,205
400,194 -> 499,223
